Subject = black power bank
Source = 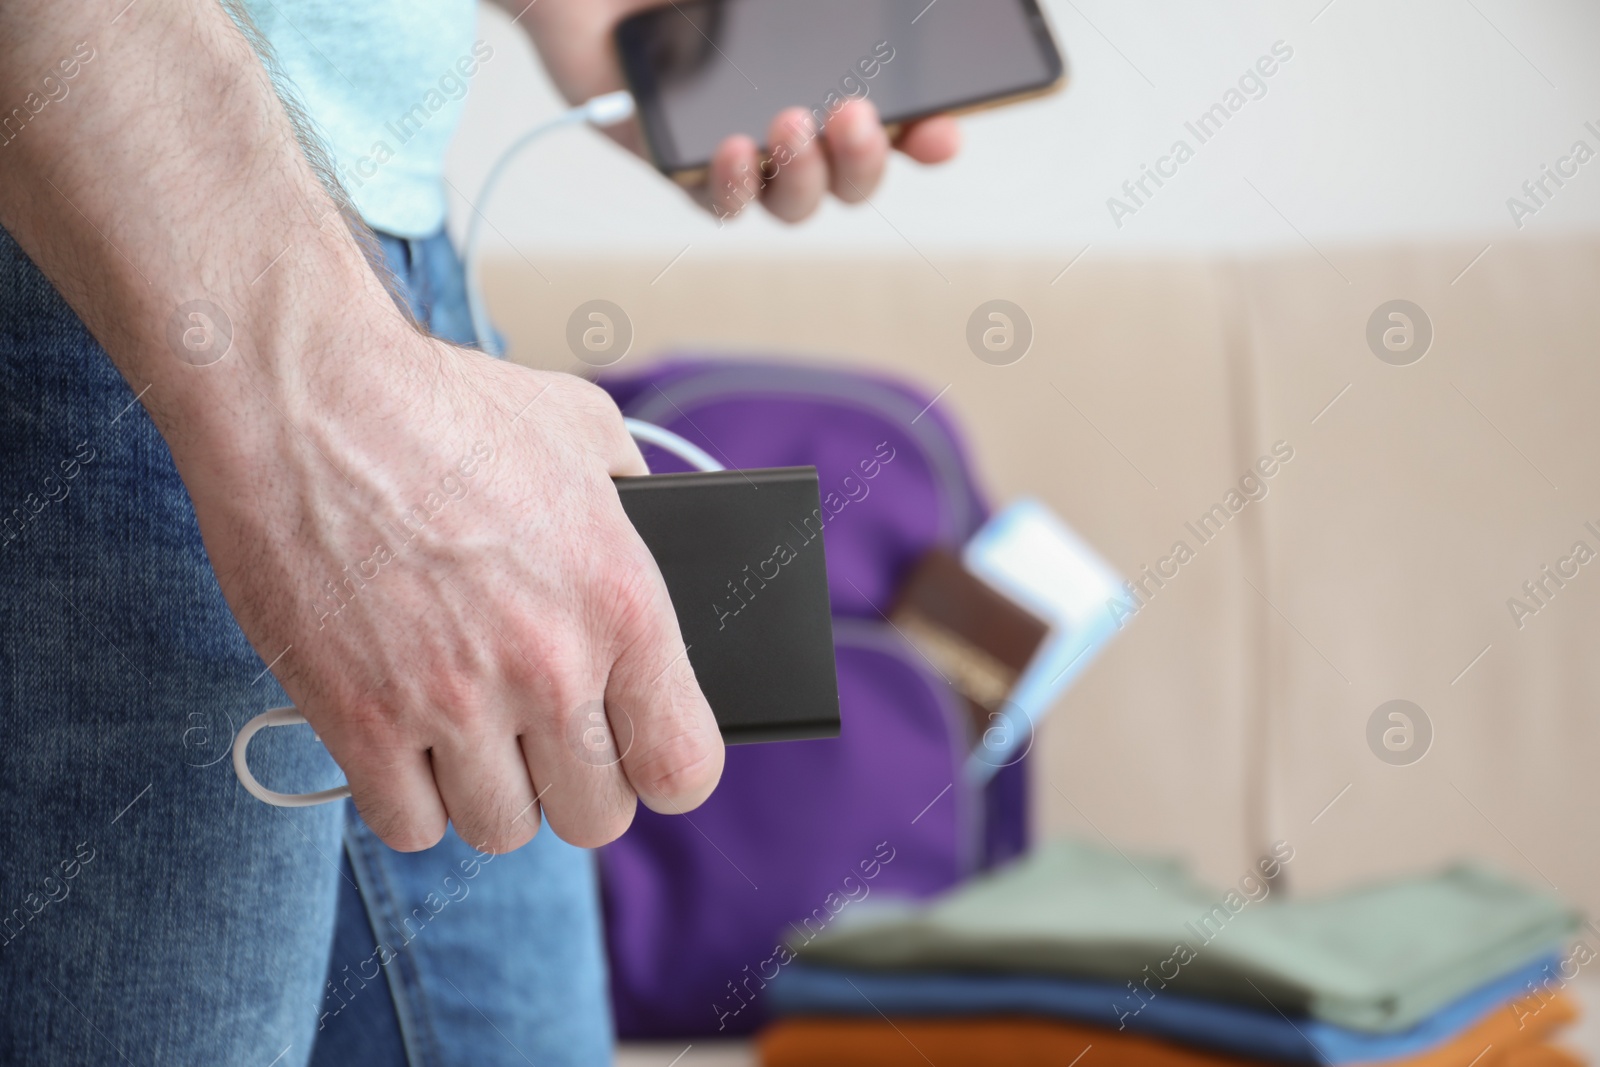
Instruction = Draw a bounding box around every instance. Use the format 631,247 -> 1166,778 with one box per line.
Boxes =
614,467 -> 841,743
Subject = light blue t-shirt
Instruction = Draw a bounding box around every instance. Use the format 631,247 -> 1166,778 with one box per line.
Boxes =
242,1 -> 480,237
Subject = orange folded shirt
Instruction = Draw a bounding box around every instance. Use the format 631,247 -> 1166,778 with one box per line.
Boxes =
1501,1047 -> 1584,1067
759,991 -> 1580,1067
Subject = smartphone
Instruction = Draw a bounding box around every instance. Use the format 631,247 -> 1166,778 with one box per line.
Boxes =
613,0 -> 1065,182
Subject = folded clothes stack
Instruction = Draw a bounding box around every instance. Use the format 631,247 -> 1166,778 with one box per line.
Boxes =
760,841 -> 1586,1067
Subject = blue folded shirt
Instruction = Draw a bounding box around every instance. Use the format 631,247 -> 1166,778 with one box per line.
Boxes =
767,954 -> 1560,1065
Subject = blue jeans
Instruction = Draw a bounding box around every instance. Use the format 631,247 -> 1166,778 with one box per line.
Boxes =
0,225 -> 612,1065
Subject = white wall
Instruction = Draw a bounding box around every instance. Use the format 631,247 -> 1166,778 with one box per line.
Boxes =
446,0 -> 1600,258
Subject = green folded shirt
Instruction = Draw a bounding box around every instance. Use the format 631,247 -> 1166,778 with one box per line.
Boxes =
794,840 -> 1578,1032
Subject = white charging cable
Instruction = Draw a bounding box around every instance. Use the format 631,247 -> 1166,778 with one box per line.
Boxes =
233,707 -> 353,808
463,89 -> 637,355
622,417 -> 723,472
233,416 -> 722,807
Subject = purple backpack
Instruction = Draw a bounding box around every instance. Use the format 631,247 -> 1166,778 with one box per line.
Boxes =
598,360 -> 1028,1037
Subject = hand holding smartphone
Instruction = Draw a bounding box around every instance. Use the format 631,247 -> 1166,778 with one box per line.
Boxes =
613,0 -> 1065,183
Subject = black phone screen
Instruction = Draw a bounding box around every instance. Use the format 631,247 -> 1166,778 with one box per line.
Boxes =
615,0 -> 1063,174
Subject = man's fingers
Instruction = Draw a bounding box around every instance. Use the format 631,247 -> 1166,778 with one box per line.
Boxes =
604,427 -> 649,478
707,134 -> 763,221
606,573 -> 724,815
824,99 -> 890,202
700,107 -> 957,225
518,709 -> 638,849
613,652 -> 723,815
893,115 -> 962,164
429,730 -> 541,854
342,745 -> 449,853
558,377 -> 648,478
760,108 -> 828,223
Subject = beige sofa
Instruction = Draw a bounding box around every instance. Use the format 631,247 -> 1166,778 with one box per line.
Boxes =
486,241 -> 1600,919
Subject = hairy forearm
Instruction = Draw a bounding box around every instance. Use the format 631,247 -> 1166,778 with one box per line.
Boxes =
0,0 -> 411,477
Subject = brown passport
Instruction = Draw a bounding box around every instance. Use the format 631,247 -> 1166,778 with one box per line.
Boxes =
889,548 -> 1049,740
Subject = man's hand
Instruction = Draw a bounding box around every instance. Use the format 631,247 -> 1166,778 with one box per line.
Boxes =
498,0 -> 962,223
191,335 -> 723,852
0,0 -> 722,853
